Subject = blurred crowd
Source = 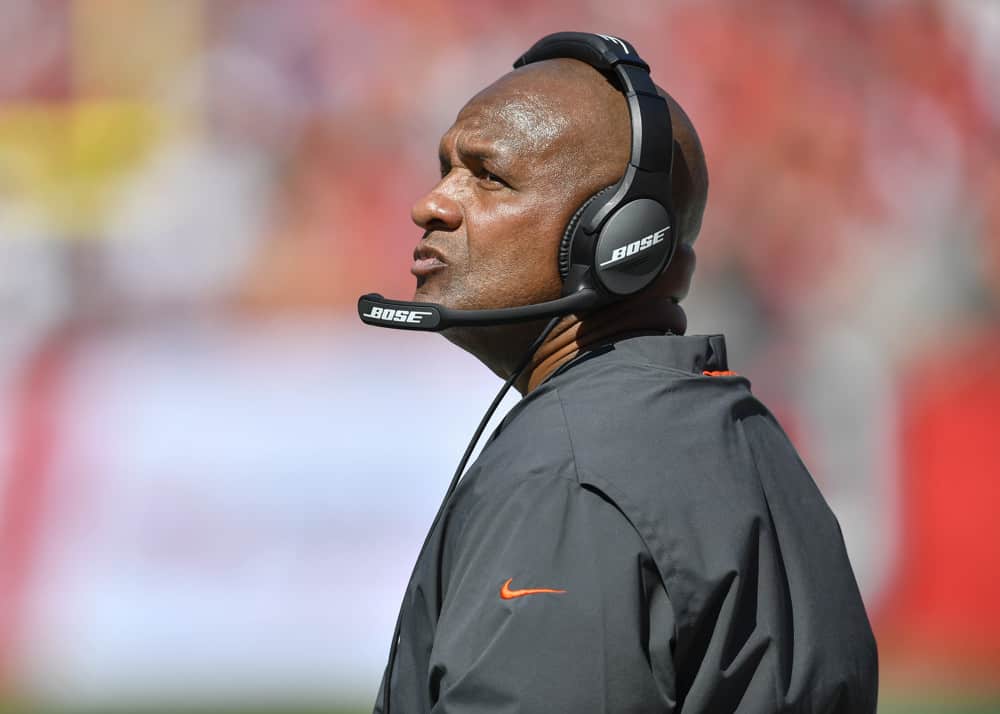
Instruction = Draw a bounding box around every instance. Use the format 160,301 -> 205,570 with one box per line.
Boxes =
0,0 -> 998,708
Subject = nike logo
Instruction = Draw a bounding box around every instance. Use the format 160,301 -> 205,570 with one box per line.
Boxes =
499,577 -> 567,600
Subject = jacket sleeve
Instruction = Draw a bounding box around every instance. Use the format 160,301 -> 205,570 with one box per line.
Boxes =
428,475 -> 677,713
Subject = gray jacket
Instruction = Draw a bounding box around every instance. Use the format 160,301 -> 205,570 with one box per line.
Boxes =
374,333 -> 878,713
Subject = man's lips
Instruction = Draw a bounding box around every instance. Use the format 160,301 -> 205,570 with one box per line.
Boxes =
411,256 -> 447,277
412,244 -> 448,277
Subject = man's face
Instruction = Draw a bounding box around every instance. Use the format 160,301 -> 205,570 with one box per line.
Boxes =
410,62 -> 627,311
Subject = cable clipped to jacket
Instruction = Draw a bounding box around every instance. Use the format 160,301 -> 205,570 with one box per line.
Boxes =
380,315 -> 562,714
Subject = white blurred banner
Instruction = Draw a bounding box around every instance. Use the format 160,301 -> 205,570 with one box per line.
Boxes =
11,319 -> 518,706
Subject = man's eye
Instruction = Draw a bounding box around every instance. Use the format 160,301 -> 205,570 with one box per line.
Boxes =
480,170 -> 507,187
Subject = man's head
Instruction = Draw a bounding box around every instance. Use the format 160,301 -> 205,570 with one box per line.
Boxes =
410,55 -> 707,378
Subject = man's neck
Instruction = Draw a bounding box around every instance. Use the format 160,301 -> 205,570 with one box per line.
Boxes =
516,297 -> 687,394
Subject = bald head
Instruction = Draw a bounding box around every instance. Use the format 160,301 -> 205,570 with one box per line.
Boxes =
467,58 -> 708,247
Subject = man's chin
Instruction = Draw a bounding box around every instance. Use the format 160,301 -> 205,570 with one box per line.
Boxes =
413,279 -> 452,306
412,284 -> 438,304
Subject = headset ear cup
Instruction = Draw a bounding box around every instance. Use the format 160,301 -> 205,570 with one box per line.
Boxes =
559,187 -> 614,281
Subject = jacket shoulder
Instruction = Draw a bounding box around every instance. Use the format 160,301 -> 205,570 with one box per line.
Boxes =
549,352 -> 878,712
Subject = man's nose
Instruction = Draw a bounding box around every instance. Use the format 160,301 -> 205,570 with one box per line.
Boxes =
411,189 -> 462,232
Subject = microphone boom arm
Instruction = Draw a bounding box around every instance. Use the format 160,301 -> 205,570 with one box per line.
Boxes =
357,290 -> 603,331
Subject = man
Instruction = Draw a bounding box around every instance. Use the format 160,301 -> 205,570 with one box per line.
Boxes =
372,34 -> 878,713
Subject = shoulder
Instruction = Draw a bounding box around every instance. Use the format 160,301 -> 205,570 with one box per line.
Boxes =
546,336 -> 762,499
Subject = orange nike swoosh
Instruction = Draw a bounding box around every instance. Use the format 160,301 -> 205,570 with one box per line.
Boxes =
500,577 -> 567,600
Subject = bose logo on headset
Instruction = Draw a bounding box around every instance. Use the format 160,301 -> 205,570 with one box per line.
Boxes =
363,306 -> 434,324
599,225 -> 670,268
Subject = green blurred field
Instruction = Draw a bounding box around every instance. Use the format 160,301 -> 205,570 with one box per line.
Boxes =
879,694 -> 1000,714
2,691 -> 999,714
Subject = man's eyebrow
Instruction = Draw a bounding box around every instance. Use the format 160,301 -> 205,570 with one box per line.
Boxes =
438,133 -> 513,171
457,138 -> 515,168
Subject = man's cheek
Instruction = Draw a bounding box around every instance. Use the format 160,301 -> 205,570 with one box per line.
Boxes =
494,249 -> 560,304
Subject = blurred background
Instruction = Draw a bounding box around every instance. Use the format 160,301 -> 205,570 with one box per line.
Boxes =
0,0 -> 997,712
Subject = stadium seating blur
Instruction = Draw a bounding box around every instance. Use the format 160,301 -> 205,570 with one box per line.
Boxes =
0,1 -> 997,712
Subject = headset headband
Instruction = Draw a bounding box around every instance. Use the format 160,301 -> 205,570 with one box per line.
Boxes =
514,32 -> 672,179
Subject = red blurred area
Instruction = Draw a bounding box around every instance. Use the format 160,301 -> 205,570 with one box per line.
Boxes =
0,0 -> 73,102
879,328 -> 1000,678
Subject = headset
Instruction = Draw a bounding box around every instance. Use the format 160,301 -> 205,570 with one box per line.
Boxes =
357,30 -> 676,331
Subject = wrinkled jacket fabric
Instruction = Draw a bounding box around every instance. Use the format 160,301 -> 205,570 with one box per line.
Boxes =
374,333 -> 878,714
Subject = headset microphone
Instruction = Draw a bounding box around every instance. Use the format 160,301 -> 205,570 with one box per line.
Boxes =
357,289 -> 602,331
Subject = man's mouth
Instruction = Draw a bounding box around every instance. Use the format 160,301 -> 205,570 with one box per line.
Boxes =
411,257 -> 447,277
412,244 -> 448,278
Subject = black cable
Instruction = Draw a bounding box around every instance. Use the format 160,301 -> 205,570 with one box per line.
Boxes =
380,315 -> 562,713
443,315 -> 562,500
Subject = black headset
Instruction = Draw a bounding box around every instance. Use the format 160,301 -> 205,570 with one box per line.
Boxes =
358,31 -> 676,331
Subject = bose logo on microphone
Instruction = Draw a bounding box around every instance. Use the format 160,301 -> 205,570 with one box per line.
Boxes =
363,306 -> 434,324
599,226 -> 670,268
